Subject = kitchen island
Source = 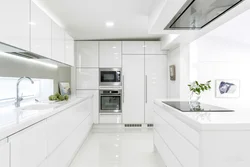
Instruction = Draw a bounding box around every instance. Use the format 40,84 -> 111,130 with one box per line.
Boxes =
154,99 -> 250,167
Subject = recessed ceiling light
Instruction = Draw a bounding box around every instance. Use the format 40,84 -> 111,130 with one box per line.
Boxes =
106,21 -> 114,27
112,46 -> 116,49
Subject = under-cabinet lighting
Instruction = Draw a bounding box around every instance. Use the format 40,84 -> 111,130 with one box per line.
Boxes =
0,52 -> 58,69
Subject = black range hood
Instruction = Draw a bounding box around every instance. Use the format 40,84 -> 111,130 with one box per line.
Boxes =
165,0 -> 243,30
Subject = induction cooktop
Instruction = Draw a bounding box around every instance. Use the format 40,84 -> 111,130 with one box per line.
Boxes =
162,101 -> 234,112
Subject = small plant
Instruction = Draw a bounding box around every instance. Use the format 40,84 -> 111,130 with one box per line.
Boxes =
188,80 -> 211,95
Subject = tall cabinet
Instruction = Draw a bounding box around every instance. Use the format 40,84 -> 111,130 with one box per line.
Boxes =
122,41 -> 167,124
122,54 -> 145,123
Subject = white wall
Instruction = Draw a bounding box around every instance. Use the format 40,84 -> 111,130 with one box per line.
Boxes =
167,44 -> 190,100
189,9 -> 250,109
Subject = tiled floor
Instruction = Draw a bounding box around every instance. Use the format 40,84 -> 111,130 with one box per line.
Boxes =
70,128 -> 165,167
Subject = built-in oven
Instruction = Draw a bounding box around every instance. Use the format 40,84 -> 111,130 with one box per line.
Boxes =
100,68 -> 122,86
100,89 -> 122,114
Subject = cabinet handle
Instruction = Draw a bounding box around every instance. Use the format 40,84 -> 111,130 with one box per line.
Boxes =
145,75 -> 147,103
123,75 -> 124,103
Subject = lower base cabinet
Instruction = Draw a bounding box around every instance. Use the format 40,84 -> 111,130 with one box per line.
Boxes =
0,139 -> 9,167
47,115 -> 92,167
9,121 -> 47,167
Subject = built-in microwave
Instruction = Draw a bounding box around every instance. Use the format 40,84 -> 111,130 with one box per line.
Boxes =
99,68 -> 122,86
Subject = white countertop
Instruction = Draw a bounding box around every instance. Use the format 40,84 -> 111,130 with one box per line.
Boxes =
0,95 -> 93,141
155,99 -> 250,131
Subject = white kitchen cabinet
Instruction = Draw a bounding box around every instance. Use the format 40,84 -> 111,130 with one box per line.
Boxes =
145,41 -> 167,55
76,41 -> 99,67
0,139 -> 9,167
31,1 -> 52,58
76,68 -> 99,89
47,115 -> 92,167
9,120 -> 47,167
65,33 -> 75,66
52,21 -> 65,63
99,114 -> 122,124
0,0 -> 30,50
77,90 -> 99,124
145,55 -> 167,123
122,55 -> 145,123
99,41 -> 122,67
122,41 -> 145,54
47,100 -> 91,155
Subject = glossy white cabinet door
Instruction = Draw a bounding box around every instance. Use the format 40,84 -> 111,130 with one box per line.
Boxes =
52,21 -> 65,63
47,115 -> 92,167
0,139 -> 9,167
122,41 -> 145,54
122,55 -> 145,123
0,0 -> 30,50
77,90 -> 99,124
145,41 -> 167,55
145,55 -> 167,123
31,1 -> 52,58
65,33 -> 75,66
9,120 -> 47,167
99,41 -> 122,67
76,41 -> 99,67
76,68 -> 99,89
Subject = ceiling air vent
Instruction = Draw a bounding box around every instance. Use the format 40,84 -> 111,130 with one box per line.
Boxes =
165,0 -> 243,30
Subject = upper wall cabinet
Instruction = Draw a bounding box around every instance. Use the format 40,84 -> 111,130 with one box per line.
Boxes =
52,22 -> 65,63
145,41 -> 167,55
99,41 -> 122,67
65,33 -> 75,66
122,41 -> 145,55
76,41 -> 99,67
31,2 -> 52,58
0,0 -> 30,51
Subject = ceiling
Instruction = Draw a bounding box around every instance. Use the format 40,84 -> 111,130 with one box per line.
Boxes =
34,0 -> 162,40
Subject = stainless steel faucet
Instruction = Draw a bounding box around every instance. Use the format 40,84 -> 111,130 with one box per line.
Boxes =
15,76 -> 34,107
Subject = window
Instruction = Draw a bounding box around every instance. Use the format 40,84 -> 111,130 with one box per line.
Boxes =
0,77 -> 40,103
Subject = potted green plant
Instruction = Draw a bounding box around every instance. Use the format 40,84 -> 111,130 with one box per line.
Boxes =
188,80 -> 211,104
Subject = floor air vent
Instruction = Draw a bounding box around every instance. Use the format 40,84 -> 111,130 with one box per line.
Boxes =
147,124 -> 154,127
124,124 -> 142,127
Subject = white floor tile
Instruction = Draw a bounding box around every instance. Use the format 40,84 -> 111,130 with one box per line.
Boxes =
70,129 -> 165,167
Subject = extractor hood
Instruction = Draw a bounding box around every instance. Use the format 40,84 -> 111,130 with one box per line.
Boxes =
165,0 -> 243,30
0,42 -> 68,68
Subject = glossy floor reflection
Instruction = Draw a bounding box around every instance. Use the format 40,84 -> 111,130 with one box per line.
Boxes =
70,128 -> 165,167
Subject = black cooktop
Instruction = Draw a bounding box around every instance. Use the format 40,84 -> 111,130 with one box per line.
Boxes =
162,101 -> 234,112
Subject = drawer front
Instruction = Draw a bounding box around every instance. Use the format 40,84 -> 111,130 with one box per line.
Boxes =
154,111 -> 199,167
99,114 -> 122,124
0,139 -> 9,167
154,104 -> 200,148
154,130 -> 182,167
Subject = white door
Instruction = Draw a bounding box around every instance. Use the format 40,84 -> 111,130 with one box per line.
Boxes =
145,41 -> 167,55
0,0 -> 30,50
122,41 -> 145,55
9,121 -> 47,167
122,55 -> 144,123
65,33 -> 75,66
76,41 -> 99,67
76,68 -> 99,89
99,41 -> 122,67
0,139 -> 9,167
52,21 -> 65,63
145,55 -> 167,123
31,1 -> 52,58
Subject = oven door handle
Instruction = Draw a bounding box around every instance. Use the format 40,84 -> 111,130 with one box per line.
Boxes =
100,95 -> 121,97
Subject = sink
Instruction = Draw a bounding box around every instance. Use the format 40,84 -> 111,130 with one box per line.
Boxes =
21,104 -> 59,111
